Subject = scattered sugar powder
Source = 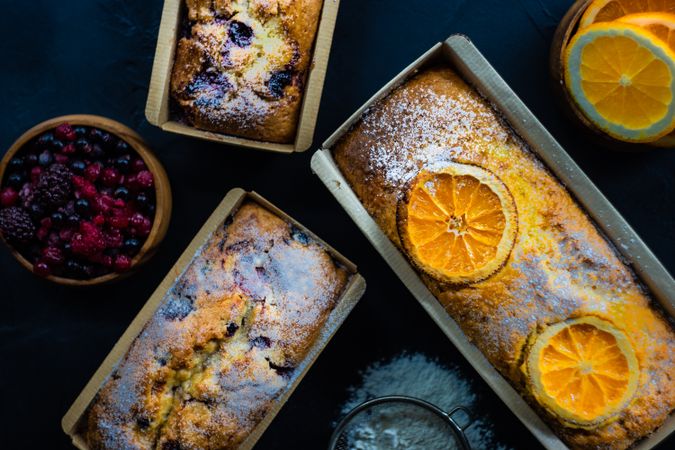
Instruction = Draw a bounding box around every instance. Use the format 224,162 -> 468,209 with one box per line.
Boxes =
338,353 -> 511,450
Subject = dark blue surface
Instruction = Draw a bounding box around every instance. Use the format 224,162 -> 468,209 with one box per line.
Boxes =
1,1 -> 673,449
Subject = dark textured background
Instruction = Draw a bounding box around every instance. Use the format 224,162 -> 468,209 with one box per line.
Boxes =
1,0 -> 673,449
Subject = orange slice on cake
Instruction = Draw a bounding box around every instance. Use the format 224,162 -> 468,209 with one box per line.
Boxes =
397,162 -> 517,285
525,317 -> 639,428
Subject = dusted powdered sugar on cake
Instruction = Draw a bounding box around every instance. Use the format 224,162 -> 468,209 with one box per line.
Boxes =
85,201 -> 350,449
361,84 -> 510,190
170,0 -> 324,143
332,66 -> 675,450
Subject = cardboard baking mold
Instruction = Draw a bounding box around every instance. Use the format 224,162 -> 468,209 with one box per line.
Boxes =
145,0 -> 340,153
62,188 -> 366,450
311,34 -> 675,450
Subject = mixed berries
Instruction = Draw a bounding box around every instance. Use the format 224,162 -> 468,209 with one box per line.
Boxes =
0,122 -> 156,279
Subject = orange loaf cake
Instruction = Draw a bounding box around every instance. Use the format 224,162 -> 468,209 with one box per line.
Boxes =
170,0 -> 324,143
332,66 -> 675,449
84,201 -> 350,449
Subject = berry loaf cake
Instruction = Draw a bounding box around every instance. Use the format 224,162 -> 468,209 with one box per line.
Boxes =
84,201 -> 350,449
332,66 -> 675,449
170,0 -> 323,143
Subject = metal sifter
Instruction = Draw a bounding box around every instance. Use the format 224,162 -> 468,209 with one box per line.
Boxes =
328,395 -> 474,450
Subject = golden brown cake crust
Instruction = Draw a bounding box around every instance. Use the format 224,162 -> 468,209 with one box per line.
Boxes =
85,201 -> 349,449
170,0 -> 323,143
333,66 -> 675,450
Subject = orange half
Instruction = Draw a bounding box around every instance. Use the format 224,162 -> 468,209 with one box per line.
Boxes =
579,0 -> 675,28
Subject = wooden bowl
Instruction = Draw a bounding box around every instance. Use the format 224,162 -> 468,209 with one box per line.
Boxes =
0,115 -> 172,286
549,0 -> 667,151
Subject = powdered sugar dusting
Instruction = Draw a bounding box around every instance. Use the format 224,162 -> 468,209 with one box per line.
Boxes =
362,86 -> 509,190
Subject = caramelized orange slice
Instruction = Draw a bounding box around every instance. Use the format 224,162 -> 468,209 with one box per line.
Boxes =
397,162 -> 517,285
525,317 -> 639,428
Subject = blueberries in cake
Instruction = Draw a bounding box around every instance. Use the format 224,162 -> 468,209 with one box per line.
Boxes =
226,322 -> 239,337
290,226 -> 310,245
267,359 -> 294,376
161,441 -> 183,450
161,293 -> 195,321
251,336 -> 271,348
228,20 -> 253,47
136,416 -> 151,429
268,70 -> 293,98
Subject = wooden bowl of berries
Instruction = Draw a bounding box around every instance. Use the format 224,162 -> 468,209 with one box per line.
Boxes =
0,115 -> 172,286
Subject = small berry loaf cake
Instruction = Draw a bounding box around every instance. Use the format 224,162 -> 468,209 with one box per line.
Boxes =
170,0 -> 323,143
85,201 -> 350,449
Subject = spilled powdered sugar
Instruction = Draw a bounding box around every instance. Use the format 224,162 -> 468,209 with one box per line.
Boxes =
338,353 -> 510,450
362,86 -> 510,190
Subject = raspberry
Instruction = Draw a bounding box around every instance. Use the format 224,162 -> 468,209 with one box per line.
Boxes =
42,246 -> 64,266
101,167 -> 120,187
40,217 -> 52,229
36,226 -> 49,241
80,183 -> 98,199
129,213 -> 145,229
114,254 -> 132,272
93,214 -> 106,226
137,217 -> 152,237
135,170 -> 154,190
0,188 -> 18,207
54,153 -> 69,164
108,209 -> 130,229
61,143 -> 76,155
54,123 -> 77,142
33,260 -> 51,277
94,195 -> 115,214
70,221 -> 106,258
84,163 -> 102,182
30,166 -> 42,183
131,158 -> 146,172
104,227 -> 123,248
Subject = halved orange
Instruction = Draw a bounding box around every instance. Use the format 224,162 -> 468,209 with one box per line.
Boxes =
579,0 -> 675,29
618,13 -> 675,147
565,22 -> 675,142
525,317 -> 639,428
397,162 -> 517,285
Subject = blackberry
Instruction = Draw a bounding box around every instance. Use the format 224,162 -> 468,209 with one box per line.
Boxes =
0,207 -> 36,243
33,163 -> 72,210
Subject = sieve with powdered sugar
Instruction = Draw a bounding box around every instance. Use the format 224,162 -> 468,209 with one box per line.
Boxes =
329,395 -> 474,450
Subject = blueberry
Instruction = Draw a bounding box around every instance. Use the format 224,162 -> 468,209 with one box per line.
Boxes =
70,160 -> 86,174
135,192 -> 150,207
63,242 -> 72,253
29,203 -> 45,220
123,238 -> 141,253
74,198 -> 90,215
74,126 -> 88,137
38,150 -> 53,167
66,214 -> 81,227
268,70 -> 293,98
65,259 -> 83,276
8,157 -> 23,171
24,154 -> 38,166
74,138 -> 89,151
89,128 -> 105,143
91,144 -> 105,160
114,156 -> 131,173
228,21 -> 253,47
115,140 -> 130,154
51,211 -> 65,225
114,186 -> 130,200
51,139 -> 64,152
6,172 -> 24,188
99,132 -> 114,148
36,132 -> 55,148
